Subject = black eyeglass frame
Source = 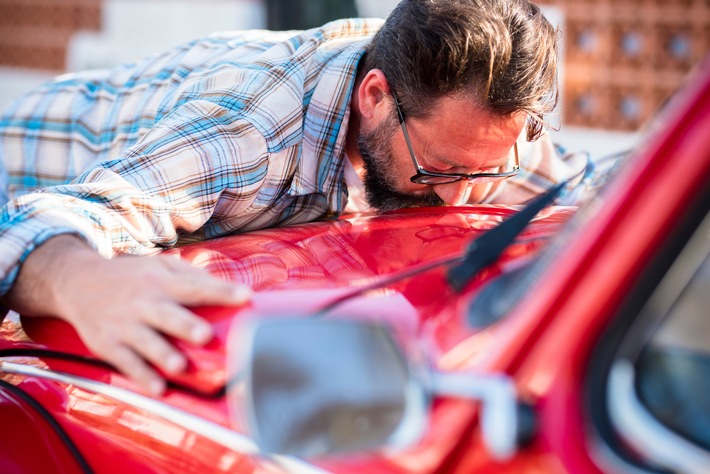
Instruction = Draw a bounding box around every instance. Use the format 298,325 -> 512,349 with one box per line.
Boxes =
392,92 -> 520,185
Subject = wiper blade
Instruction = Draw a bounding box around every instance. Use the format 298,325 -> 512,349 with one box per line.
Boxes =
446,182 -> 565,292
313,183 -> 565,316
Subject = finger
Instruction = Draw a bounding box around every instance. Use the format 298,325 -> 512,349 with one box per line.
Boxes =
159,259 -> 252,306
159,254 -> 204,273
101,344 -> 166,396
126,324 -> 188,375
143,302 -> 214,346
189,282 -> 252,306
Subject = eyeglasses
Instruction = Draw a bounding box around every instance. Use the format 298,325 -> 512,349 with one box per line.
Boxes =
393,92 -> 520,185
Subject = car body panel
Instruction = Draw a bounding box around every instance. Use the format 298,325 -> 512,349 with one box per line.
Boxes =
0,380 -> 85,474
1,206 -> 574,473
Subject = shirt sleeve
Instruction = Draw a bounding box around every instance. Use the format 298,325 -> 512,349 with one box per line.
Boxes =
0,100 -> 269,296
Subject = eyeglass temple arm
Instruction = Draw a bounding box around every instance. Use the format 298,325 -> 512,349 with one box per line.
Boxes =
393,93 -> 422,171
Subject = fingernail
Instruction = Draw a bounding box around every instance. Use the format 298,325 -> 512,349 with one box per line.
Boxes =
166,353 -> 185,374
231,286 -> 251,302
191,323 -> 213,345
149,379 -> 166,396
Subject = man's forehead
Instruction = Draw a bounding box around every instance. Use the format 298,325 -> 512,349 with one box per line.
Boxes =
426,94 -> 525,127
414,98 -> 524,149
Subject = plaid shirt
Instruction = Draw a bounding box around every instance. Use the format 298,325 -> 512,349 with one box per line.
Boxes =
0,18 -> 585,296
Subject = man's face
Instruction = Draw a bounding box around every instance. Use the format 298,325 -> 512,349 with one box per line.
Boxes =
358,112 -> 444,212
357,93 -> 526,211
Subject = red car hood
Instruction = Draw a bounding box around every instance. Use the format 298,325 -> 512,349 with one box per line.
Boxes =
13,205 -> 573,395
2,204 -> 576,473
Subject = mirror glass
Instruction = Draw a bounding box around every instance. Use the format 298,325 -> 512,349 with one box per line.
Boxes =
243,318 -> 420,458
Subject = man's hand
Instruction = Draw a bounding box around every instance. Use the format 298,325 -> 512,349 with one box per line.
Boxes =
3,235 -> 251,396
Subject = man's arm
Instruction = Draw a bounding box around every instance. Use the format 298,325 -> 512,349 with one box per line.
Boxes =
1,234 -> 250,395
0,102 -> 269,392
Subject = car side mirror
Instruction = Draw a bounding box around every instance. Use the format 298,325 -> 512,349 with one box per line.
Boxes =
227,318 -> 532,460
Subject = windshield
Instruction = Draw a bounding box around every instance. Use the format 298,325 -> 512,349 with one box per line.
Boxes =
466,58 -> 706,328
464,147 -> 629,328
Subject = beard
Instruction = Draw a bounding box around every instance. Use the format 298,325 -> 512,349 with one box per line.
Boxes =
357,115 -> 444,212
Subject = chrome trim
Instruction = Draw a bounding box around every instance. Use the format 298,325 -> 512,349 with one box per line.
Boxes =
387,377 -> 429,449
430,371 -> 519,460
0,360 -> 329,474
607,360 -> 710,474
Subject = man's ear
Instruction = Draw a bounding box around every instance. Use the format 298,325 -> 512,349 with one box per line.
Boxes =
357,69 -> 391,121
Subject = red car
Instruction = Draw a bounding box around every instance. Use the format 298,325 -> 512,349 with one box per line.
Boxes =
1,56 -> 709,474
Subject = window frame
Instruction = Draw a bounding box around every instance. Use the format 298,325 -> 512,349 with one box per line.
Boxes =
584,179 -> 710,473
606,208 -> 710,472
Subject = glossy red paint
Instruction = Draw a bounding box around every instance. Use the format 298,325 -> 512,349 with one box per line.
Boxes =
1,59 -> 708,474
1,206 -> 573,473
0,382 -> 85,474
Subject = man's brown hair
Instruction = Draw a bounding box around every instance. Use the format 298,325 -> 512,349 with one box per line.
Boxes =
363,0 -> 559,141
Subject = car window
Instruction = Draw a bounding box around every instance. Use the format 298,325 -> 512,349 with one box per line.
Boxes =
465,146 -> 631,329
636,251 -> 710,450
605,210 -> 710,473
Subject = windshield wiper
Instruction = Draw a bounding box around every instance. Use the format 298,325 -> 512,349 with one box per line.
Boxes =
313,182 -> 565,316
446,182 -> 565,292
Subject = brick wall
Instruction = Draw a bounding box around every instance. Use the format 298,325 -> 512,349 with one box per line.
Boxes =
540,0 -> 710,130
0,0 -> 101,71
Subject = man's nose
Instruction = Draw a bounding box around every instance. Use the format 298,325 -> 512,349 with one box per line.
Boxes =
432,180 -> 472,206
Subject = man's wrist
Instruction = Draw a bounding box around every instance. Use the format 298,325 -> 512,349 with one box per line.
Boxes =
4,234 -> 98,318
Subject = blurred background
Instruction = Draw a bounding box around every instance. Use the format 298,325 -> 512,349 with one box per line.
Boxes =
0,0 -> 708,158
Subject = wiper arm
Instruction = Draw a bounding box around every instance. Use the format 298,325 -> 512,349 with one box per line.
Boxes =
446,182 -> 565,292
313,183 -> 565,316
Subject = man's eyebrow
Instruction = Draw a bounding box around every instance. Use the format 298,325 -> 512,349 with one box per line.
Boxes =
435,155 -> 460,167
437,150 -> 510,170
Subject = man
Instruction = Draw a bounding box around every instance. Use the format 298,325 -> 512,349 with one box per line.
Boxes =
0,0 -> 577,394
